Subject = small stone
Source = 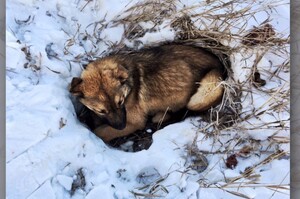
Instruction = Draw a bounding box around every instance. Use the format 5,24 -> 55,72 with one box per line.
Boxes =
226,154 -> 238,169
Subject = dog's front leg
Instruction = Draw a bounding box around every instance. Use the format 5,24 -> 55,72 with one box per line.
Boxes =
93,120 -> 146,142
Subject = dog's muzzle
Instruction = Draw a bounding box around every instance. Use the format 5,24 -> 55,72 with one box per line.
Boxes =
109,106 -> 127,130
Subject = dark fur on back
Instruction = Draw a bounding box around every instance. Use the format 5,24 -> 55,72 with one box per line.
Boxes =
112,44 -> 226,104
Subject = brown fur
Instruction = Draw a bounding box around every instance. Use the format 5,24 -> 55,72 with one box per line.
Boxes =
70,44 -> 226,142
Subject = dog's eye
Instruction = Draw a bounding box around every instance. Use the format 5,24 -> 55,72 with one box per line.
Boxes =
119,78 -> 126,85
118,101 -> 123,106
98,109 -> 107,114
118,97 -> 125,106
87,106 -> 107,115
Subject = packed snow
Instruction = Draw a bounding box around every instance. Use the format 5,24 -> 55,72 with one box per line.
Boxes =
6,0 -> 290,198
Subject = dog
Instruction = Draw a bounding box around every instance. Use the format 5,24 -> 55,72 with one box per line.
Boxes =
69,44 -> 226,142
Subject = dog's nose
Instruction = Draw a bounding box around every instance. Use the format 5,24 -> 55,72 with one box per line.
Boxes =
110,106 -> 126,130
113,121 -> 126,130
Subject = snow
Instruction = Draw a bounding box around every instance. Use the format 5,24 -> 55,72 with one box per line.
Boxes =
6,0 -> 290,199
56,175 -> 73,191
27,180 -> 56,199
85,185 -> 113,199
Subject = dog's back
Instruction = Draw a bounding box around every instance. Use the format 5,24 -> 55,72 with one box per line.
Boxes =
112,44 -> 226,113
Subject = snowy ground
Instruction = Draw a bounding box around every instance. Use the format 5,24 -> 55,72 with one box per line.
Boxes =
6,0 -> 290,199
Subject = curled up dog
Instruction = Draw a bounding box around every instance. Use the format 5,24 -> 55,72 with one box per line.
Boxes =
69,44 -> 227,142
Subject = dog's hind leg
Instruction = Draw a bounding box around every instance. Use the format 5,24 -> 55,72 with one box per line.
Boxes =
187,69 -> 224,112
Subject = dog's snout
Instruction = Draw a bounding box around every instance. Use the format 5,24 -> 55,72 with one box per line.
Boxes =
109,106 -> 127,130
112,121 -> 126,130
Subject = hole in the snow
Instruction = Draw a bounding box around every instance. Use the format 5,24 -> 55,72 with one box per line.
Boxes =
69,42 -> 239,152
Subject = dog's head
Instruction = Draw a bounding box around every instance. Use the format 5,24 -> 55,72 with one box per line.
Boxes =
69,60 -> 131,130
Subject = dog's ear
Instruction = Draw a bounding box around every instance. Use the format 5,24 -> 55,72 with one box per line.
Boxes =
69,77 -> 83,96
116,65 -> 128,83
